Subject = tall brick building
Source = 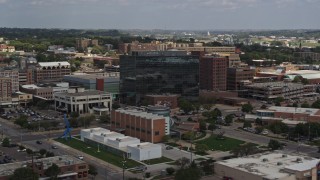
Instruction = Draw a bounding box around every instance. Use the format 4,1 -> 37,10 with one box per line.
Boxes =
34,62 -> 71,83
200,55 -> 228,91
111,108 -> 166,143
76,38 -> 98,50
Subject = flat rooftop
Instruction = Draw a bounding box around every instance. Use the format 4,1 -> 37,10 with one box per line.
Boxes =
55,90 -> 111,97
268,106 -> 320,116
115,108 -> 165,120
216,151 -> 318,179
128,142 -> 161,149
108,136 -> 140,143
64,73 -> 119,80
245,82 -> 304,89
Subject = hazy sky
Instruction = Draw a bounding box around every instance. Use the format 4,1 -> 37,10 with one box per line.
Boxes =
0,0 -> 319,30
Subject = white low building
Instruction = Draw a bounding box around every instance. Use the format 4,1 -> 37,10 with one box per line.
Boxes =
54,87 -> 112,114
107,136 -> 140,149
80,128 -> 162,161
92,131 -> 124,143
127,142 -> 162,161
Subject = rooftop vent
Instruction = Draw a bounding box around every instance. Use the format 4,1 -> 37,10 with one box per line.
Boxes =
297,158 -> 302,162
277,162 -> 283,166
262,158 -> 268,162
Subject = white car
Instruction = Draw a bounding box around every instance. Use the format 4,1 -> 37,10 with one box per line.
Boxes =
77,155 -> 84,160
17,149 -> 26,152
261,130 -> 269,135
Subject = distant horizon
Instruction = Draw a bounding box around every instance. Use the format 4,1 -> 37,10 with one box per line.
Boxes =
1,27 -> 320,32
0,0 -> 319,30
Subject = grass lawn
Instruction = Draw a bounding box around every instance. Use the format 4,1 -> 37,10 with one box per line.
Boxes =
55,138 -> 142,168
142,156 -> 173,165
195,135 -> 245,151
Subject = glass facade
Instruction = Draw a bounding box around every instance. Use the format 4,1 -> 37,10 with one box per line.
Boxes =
120,51 -> 199,103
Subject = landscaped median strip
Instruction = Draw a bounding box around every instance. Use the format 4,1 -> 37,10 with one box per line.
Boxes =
55,137 -> 142,169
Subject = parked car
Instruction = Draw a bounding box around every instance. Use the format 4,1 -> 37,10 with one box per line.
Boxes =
77,155 -> 84,160
51,146 -> 58,149
166,146 -> 173,150
36,141 -> 42,145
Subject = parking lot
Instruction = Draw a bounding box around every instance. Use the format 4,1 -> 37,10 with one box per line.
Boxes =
1,106 -> 65,130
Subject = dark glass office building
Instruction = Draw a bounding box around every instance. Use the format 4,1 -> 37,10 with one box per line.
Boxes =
120,51 -> 199,104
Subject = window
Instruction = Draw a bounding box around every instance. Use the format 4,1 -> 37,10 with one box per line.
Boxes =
147,131 -> 151,134
141,129 -> 145,132
126,125 -> 130,128
116,122 -> 120,126
136,128 -> 140,131
155,131 -> 159,135
78,165 -> 86,169
131,126 -> 135,130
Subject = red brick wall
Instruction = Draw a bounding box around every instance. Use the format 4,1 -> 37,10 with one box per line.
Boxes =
96,78 -> 104,91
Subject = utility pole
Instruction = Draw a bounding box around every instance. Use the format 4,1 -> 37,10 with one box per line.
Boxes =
122,153 -> 126,180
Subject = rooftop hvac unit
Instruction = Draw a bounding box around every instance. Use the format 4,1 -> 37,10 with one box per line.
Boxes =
277,162 -> 283,166
262,158 -> 268,162
282,154 -> 287,158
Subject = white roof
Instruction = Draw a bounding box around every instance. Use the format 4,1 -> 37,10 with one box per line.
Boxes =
128,142 -> 161,149
216,152 -> 318,179
115,108 -> 165,120
38,61 -> 70,67
285,159 -> 319,171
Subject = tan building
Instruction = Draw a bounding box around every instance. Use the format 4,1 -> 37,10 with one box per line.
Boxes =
76,38 -> 98,50
111,108 -> 166,143
0,69 -> 19,93
215,151 -> 320,180
0,77 -> 11,104
34,62 -> 71,83
227,67 -> 255,90
18,69 -> 34,85
0,155 -> 88,180
20,82 -> 69,100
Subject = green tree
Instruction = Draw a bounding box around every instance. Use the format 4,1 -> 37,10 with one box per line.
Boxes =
178,99 -> 194,114
175,166 -> 201,180
162,135 -> 171,142
202,104 -> 212,111
312,100 -> 320,109
39,149 -> 47,157
195,144 -> 209,153
166,167 -> 175,175
182,131 -> 195,140
45,163 -> 60,180
241,103 -> 253,113
99,112 -> 110,124
2,137 -> 10,147
199,120 -> 207,131
255,118 -> 263,126
208,123 -> 216,131
88,164 -> 98,178
10,167 -> 39,180
26,149 -> 33,155
231,143 -> 258,157
301,102 -> 310,108
268,139 -> 283,150
268,121 -> 289,134
46,151 -> 55,157
243,121 -> 252,128
225,114 -> 233,125
14,115 -> 29,128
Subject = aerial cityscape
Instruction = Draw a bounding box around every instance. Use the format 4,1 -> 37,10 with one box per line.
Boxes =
1,0 -> 320,180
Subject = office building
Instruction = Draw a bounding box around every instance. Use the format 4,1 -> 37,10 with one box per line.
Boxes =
34,62 -> 71,83
76,38 -> 98,50
0,77 -> 11,104
0,69 -> 19,93
146,105 -> 171,135
0,155 -> 88,180
214,151 -> 320,180
18,69 -> 34,85
21,82 -> 69,100
120,51 -> 199,104
54,88 -> 112,115
111,108 -> 166,143
227,67 -> 255,90
63,73 -> 119,99
200,55 -> 228,91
